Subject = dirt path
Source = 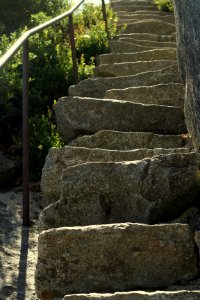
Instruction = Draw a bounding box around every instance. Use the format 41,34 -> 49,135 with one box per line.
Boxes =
0,188 -> 42,300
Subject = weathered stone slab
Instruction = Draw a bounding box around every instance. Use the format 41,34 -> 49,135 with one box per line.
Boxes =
109,41 -> 175,53
63,291 -> 200,300
99,49 -> 176,64
55,96 -> 186,143
105,83 -> 184,109
41,146 -> 189,206
116,33 -> 174,42
112,5 -> 157,13
111,0 -> 154,7
35,223 -> 198,300
117,14 -> 175,25
70,131 -> 184,150
39,153 -> 199,230
125,20 -> 175,35
116,10 -> 173,16
118,38 -> 176,48
94,60 -> 176,77
69,65 -> 180,98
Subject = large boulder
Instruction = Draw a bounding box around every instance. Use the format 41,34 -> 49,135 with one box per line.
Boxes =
41,146 -> 189,205
39,153 -> 199,230
35,223 -> 198,300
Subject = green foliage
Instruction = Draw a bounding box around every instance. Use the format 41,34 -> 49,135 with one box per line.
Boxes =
0,1 -> 118,180
154,0 -> 173,12
0,32 -> 23,116
75,4 -> 119,63
29,109 -> 64,180
0,0 -> 70,34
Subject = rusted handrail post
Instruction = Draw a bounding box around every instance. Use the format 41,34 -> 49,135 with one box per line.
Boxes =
102,0 -> 109,38
22,39 -> 30,227
68,14 -> 79,84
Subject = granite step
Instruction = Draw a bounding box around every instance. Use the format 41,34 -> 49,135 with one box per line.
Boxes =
116,33 -> 175,42
35,223 -> 198,300
99,48 -> 176,64
117,38 -> 176,48
63,291 -> 200,300
116,10 -> 174,16
41,145 -> 189,205
112,5 -> 157,13
94,60 -> 176,77
117,14 -> 175,24
111,0 -> 154,7
55,96 -> 186,143
69,65 -> 180,98
70,131 -> 186,150
39,152 -> 199,230
105,83 -> 184,109
125,20 -> 175,35
109,41 -> 175,53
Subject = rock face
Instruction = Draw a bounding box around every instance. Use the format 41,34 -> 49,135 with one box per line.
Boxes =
173,1 -> 200,151
35,223 -> 198,300
39,153 -> 199,231
41,146 -> 189,206
63,291 -> 200,300
55,96 -> 186,143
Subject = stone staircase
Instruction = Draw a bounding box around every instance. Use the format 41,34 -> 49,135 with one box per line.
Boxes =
35,1 -> 200,299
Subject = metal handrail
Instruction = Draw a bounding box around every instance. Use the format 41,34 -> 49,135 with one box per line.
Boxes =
0,0 -> 108,227
0,0 -> 85,67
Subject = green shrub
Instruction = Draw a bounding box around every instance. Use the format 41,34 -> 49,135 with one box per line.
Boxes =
154,0 -> 173,12
29,109 -> 64,181
0,1 -> 118,180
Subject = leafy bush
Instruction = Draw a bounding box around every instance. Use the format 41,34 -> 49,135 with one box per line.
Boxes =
154,0 -> 173,12
29,109 -> 64,180
0,1 -> 118,180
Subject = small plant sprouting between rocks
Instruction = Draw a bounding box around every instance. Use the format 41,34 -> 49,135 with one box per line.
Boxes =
154,0 -> 173,12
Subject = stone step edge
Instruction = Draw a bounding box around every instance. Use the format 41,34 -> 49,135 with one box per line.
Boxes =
63,291 -> 200,300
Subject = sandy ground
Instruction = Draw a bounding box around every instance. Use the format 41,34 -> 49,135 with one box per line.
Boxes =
0,188 -> 42,300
